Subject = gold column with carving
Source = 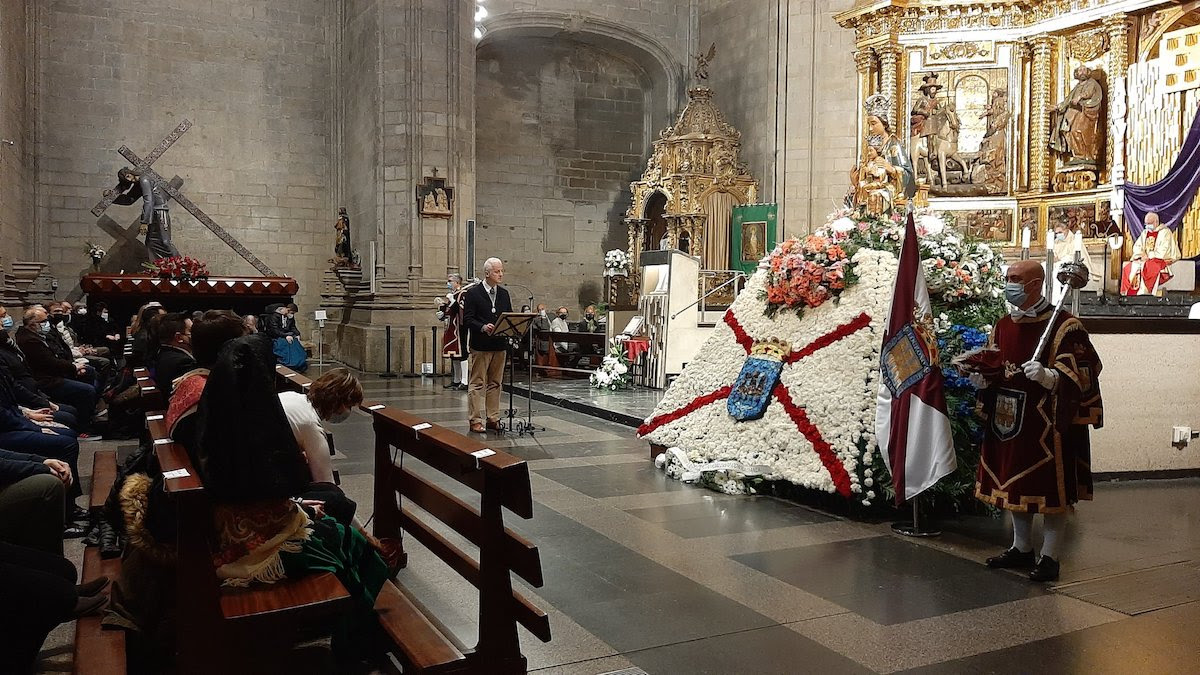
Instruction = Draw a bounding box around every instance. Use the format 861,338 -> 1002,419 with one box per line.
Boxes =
1104,13 -> 1130,184
876,43 -> 903,135
854,47 -> 876,156
1029,35 -> 1054,193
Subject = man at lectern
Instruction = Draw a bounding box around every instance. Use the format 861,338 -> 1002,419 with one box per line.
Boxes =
462,257 -> 512,433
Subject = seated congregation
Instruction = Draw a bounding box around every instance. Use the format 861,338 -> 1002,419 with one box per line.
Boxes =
0,301 -> 389,673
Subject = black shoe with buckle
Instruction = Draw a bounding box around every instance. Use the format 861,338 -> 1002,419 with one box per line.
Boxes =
1029,555 -> 1060,582
985,547 -> 1035,569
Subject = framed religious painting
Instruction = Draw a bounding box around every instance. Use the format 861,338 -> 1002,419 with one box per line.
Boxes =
1047,201 -> 1096,238
1018,205 -> 1041,246
730,203 -> 777,274
933,202 -> 1017,244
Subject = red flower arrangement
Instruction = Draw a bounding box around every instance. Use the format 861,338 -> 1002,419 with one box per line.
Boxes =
761,236 -> 852,318
145,256 -> 210,282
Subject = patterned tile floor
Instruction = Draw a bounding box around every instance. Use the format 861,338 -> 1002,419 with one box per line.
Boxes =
49,368 -> 1200,674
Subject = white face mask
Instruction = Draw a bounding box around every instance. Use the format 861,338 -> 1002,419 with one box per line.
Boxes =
100,311 -> 109,321
326,409 -> 351,424
76,308 -> 87,316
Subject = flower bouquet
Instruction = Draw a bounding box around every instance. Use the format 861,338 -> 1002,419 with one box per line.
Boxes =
144,256 -> 210,282
589,339 -> 632,390
603,249 -> 630,277
760,235 -> 853,319
85,242 -> 106,269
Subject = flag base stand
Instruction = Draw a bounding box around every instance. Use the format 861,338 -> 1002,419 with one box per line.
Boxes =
891,499 -> 941,538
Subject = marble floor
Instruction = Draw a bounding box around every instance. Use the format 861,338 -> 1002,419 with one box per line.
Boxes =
47,369 -> 1199,674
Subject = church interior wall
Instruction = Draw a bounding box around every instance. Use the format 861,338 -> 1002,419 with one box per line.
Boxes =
0,0 -> 34,262
699,0 -> 779,203
338,0 -> 383,273
35,0 -> 333,328
475,36 -> 650,312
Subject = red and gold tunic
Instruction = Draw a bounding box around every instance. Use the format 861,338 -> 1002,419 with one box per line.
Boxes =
975,306 -> 1103,514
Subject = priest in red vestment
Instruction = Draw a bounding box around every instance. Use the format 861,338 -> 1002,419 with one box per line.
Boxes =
968,260 -> 1103,582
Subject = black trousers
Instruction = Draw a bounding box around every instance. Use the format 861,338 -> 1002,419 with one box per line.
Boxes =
0,540 -> 77,674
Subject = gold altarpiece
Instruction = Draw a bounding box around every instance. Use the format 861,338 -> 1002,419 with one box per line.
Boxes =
836,0 -> 1200,272
621,86 -> 759,301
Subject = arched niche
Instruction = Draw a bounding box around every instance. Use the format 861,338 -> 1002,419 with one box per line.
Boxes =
478,11 -> 683,139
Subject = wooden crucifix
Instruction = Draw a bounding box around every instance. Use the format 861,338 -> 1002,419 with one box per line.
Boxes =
92,119 -> 277,276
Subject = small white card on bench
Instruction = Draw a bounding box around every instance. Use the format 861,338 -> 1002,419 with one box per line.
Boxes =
163,469 -> 190,480
284,372 -> 297,378
412,423 -> 432,431
146,414 -> 164,421
367,404 -> 385,411
470,448 -> 496,469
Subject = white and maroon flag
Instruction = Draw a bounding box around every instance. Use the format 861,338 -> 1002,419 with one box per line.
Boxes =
876,212 -> 956,505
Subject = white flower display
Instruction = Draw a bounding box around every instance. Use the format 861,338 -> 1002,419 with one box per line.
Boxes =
591,339 -> 634,391
640,249 -> 898,496
603,249 -> 630,276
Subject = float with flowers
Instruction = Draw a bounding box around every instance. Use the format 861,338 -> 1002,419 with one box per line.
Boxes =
640,206 -> 1007,511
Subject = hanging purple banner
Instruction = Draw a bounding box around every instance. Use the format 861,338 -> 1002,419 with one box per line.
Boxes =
1123,106 -> 1200,239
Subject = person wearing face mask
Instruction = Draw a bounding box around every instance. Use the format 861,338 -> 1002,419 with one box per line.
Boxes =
15,307 -> 99,433
277,367 -> 362,523
1122,211 -> 1182,296
78,302 -> 125,359
549,306 -> 573,354
967,260 -> 1103,583
1050,226 -> 1099,303
437,274 -> 470,391
151,313 -> 196,400
0,305 -> 14,332
582,304 -> 605,334
265,303 -> 308,373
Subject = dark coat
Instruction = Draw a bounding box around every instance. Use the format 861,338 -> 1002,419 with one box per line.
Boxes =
265,312 -> 301,340
0,340 -> 53,409
15,326 -> 76,389
462,283 -> 513,352
0,448 -> 52,487
154,346 -> 197,398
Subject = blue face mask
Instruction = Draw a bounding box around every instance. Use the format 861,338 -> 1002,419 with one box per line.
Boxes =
446,282 -> 454,290
37,322 -> 51,335
0,317 -> 12,330
1004,281 -> 1028,307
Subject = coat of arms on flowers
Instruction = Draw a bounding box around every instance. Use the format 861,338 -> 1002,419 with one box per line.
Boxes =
727,339 -> 789,421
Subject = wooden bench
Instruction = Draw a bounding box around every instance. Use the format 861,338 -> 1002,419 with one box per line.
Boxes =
139,378 -> 354,672
365,401 -> 552,673
533,329 -> 607,378
72,448 -> 126,675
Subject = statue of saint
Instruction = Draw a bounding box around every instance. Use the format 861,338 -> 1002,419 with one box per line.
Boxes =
694,43 -> 716,82
1049,65 -> 1105,168
1121,212 -> 1181,296
333,207 -> 353,268
108,166 -> 180,262
909,73 -> 945,142
863,94 -> 916,200
977,91 -> 1009,194
853,135 -> 901,217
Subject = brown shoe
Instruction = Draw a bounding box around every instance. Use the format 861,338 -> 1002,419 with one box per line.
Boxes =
470,422 -> 486,433
486,420 -> 501,431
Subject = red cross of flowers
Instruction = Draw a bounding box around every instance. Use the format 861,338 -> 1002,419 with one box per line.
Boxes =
637,310 -> 874,496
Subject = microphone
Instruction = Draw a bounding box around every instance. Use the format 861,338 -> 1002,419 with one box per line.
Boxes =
503,283 -> 536,304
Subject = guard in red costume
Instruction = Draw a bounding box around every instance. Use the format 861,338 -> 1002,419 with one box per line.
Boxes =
438,274 -> 472,390
969,260 -> 1103,582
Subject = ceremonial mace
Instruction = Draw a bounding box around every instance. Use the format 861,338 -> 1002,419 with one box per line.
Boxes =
1031,261 -> 1089,363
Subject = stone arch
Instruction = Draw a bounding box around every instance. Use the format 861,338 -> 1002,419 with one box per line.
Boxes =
478,11 -> 684,137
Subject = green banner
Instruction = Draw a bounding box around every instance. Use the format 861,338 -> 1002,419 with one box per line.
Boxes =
730,203 -> 778,274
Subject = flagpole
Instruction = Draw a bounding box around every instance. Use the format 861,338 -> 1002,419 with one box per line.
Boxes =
891,493 -> 942,538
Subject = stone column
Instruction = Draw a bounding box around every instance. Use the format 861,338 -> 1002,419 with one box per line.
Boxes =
875,43 -> 903,135
1029,35 -> 1054,193
1104,13 -> 1131,186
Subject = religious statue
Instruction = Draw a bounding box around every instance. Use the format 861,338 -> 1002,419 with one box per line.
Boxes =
909,73 -> 945,141
1051,224 -> 1100,303
852,135 -> 902,217
863,94 -> 916,200
107,166 -> 180,261
332,206 -> 354,268
1121,212 -> 1181,296
1049,65 -> 1105,169
694,43 -> 716,82
976,90 -> 1009,194
417,174 -> 454,218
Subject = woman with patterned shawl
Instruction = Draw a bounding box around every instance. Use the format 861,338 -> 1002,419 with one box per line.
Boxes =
192,333 -> 389,656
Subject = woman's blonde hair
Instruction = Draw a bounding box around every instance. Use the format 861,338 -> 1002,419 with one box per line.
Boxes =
307,367 -> 364,420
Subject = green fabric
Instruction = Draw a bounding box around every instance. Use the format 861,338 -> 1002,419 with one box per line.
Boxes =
281,514 -> 389,656
730,203 -> 778,274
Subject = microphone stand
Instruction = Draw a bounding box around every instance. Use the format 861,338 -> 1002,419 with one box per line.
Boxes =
499,287 -> 544,437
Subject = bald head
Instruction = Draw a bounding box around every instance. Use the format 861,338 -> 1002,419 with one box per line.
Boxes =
1005,260 -> 1045,309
